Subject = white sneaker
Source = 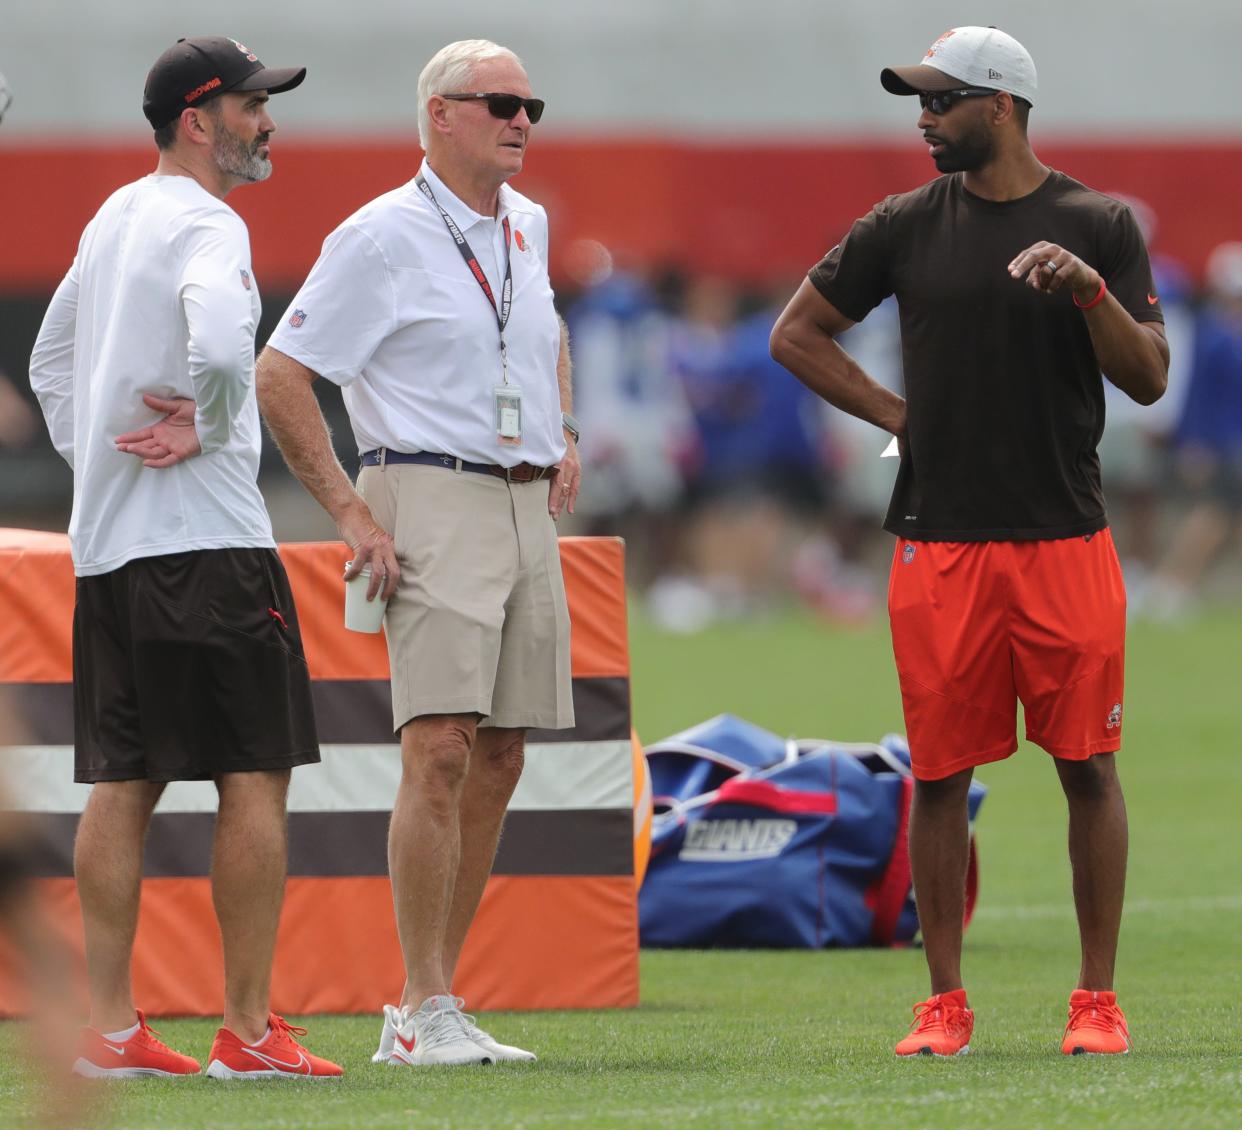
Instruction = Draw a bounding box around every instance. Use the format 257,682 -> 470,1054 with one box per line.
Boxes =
451,997 -> 537,1062
375,996 -> 493,1066
371,1003 -> 403,1064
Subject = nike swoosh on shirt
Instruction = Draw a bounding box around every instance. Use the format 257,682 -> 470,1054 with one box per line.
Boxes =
1147,294 -> 1159,305
244,1047 -> 311,1073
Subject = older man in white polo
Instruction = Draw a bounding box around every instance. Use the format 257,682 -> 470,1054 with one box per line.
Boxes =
257,39 -> 580,1066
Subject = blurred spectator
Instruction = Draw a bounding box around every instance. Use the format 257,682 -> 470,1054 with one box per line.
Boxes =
1097,195 -> 1196,591
1142,242 -> 1242,619
561,242 -> 694,584
647,276 -> 862,629
2,62 -> 101,1127
0,368 -> 41,449
831,295 -> 903,561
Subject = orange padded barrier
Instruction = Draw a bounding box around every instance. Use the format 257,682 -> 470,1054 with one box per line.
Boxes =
0,532 -> 638,1015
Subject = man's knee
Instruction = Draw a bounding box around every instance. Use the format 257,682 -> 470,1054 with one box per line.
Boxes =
473,728 -> 526,791
83,779 -> 165,822
402,715 -> 477,794
215,769 -> 292,815
913,766 -> 974,809
1057,752 -> 1120,801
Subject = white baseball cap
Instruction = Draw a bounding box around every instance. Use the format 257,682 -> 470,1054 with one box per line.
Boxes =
882,26 -> 1037,106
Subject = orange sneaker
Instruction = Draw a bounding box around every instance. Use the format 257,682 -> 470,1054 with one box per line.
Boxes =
895,989 -> 974,1057
205,1013 -> 343,1080
1062,989 -> 1131,1055
72,1010 -> 200,1078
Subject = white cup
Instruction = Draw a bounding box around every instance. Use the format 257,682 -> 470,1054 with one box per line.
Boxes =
343,562 -> 389,633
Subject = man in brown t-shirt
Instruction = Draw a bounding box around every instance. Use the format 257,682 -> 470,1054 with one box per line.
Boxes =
771,26 -> 1168,1058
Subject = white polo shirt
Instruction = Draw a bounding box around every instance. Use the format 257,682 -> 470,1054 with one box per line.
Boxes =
267,160 -> 565,468
29,175 -> 274,577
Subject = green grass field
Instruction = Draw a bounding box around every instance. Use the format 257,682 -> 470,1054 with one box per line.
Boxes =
3,604 -> 1239,1128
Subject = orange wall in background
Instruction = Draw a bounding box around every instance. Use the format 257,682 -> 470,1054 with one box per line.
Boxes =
4,139 -> 1240,292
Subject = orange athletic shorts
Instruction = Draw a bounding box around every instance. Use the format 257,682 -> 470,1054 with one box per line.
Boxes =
887,531 -> 1126,781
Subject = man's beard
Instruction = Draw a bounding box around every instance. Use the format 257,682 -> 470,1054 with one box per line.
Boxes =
930,121 -> 994,173
212,126 -> 272,183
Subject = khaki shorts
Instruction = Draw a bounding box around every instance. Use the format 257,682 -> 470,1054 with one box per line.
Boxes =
358,463 -> 575,733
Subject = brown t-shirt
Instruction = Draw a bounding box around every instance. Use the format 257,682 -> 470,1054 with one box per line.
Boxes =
810,170 -> 1163,541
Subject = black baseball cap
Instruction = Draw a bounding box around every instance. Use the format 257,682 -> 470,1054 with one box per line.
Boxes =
143,36 -> 306,129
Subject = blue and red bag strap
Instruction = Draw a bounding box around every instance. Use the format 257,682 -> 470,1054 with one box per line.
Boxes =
867,775 -> 980,946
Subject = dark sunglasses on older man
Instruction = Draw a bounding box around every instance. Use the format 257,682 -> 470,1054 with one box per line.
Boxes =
440,92 -> 546,124
918,88 -> 997,115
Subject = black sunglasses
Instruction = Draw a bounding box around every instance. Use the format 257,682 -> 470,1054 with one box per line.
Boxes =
440,92 -> 546,124
918,88 -> 998,115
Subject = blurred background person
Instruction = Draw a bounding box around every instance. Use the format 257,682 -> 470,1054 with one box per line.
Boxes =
0,366 -> 40,450
1143,242 -> 1242,620
1096,194 -> 1196,598
796,292 -> 907,619
561,241 -> 695,588
831,295 -> 904,561
0,60 -> 102,1130
646,275 -> 864,631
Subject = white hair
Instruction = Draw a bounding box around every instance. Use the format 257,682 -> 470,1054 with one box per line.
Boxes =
417,39 -> 522,148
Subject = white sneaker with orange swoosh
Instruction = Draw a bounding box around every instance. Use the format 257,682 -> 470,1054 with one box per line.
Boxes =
205,1013 -> 342,1080
372,996 -> 498,1066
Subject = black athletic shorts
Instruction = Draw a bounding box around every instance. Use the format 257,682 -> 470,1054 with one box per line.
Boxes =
72,548 -> 321,783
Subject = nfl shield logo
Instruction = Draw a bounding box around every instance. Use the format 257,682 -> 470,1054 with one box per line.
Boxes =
902,543 -> 916,565
239,269 -> 251,291
289,308 -> 307,328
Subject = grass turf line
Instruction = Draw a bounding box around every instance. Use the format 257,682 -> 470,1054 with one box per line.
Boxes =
1,605 -> 1238,1127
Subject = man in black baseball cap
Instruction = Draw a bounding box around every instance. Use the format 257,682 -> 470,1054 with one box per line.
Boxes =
144,36 -> 305,130
29,32 -> 338,1080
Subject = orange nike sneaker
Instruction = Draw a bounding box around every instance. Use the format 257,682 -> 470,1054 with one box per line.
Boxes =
895,989 -> 974,1057
72,1010 -> 201,1078
1062,989 -> 1131,1055
205,1013 -> 343,1080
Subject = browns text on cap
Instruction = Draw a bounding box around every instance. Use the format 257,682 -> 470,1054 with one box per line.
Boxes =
143,36 -> 306,129
881,26 -> 1037,106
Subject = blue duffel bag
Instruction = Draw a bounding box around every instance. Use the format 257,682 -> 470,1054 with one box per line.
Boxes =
638,718 -> 986,948
645,713 -> 793,810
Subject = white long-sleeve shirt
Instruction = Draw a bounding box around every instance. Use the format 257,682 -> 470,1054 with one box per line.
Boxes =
29,175 -> 274,576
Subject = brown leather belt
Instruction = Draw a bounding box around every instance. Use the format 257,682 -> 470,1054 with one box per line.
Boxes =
360,449 -> 557,483
488,461 -> 556,483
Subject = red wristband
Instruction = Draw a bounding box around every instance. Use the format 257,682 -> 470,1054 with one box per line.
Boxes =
1073,277 -> 1107,310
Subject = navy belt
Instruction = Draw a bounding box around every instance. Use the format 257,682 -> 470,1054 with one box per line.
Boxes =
360,449 -> 556,484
